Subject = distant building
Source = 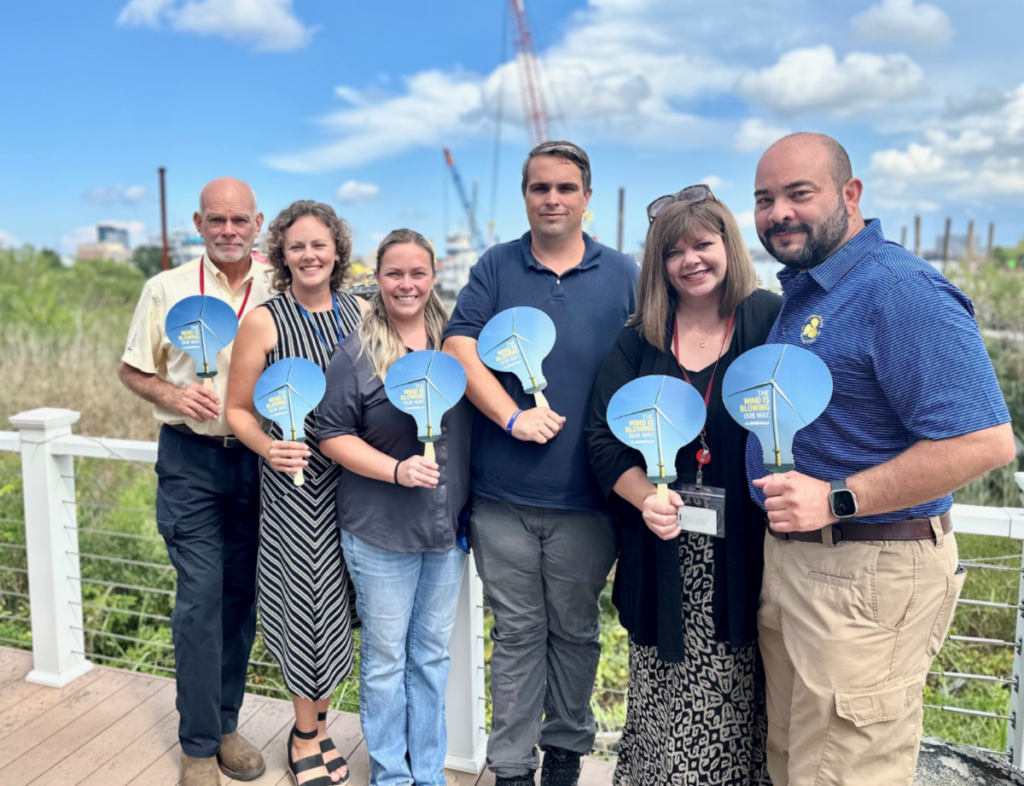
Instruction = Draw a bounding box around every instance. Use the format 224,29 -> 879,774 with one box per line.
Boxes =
98,224 -> 130,249
926,233 -> 981,261
167,232 -> 207,267
747,245 -> 783,292
76,242 -> 132,264
437,230 -> 478,296
76,223 -> 132,263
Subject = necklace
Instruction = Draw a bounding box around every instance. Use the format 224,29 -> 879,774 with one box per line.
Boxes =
676,312 -> 726,349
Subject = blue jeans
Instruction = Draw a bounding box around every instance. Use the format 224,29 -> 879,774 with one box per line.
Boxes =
342,530 -> 467,786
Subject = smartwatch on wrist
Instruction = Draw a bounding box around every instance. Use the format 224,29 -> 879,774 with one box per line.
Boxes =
828,479 -> 859,521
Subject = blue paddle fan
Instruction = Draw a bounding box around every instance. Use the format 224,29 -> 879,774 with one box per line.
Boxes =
477,307 -> 556,408
253,357 -> 327,487
606,375 -> 707,502
384,350 -> 467,463
165,295 -> 239,389
722,344 -> 833,474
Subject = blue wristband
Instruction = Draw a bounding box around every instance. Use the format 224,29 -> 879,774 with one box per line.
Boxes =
506,409 -> 523,436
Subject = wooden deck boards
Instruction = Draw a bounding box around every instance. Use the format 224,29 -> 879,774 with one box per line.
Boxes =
0,646 -> 611,785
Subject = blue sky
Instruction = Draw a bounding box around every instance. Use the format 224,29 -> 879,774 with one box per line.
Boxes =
2,0 -> 1023,259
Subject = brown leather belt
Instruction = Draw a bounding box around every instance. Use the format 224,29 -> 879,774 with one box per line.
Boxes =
167,423 -> 243,449
768,511 -> 952,544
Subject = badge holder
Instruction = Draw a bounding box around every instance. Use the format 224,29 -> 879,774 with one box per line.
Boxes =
672,434 -> 726,538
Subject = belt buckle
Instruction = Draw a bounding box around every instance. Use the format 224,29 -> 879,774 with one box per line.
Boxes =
222,435 -> 238,448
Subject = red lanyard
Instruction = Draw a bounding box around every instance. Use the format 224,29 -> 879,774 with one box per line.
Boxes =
200,257 -> 253,320
672,312 -> 735,469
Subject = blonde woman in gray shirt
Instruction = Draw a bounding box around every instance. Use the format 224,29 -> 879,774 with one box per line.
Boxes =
319,229 -> 472,786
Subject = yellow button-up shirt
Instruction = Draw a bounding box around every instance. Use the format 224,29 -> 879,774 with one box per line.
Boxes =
122,255 -> 276,437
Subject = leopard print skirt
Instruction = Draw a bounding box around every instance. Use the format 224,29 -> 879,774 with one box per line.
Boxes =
613,532 -> 770,786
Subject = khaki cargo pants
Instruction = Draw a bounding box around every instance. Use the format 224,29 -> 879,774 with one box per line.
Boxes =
758,521 -> 965,786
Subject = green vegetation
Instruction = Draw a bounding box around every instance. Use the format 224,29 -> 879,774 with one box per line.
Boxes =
0,245 -> 1022,755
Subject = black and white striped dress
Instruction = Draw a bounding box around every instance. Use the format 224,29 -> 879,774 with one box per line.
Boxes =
257,290 -> 362,700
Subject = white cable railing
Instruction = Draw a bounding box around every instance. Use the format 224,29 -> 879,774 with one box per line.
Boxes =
0,407 -> 486,773
0,407 -> 1023,771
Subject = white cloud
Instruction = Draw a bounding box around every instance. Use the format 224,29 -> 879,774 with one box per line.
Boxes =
851,0 -> 952,48
870,83 -> 1024,200
735,210 -> 755,228
84,184 -> 149,205
874,197 -> 940,212
733,119 -> 791,153
336,181 -> 380,206
117,0 -> 174,26
117,0 -> 314,51
0,229 -> 21,248
737,45 -> 924,116
266,71 -> 484,173
871,143 -> 949,180
700,175 -> 728,190
265,0 -> 739,172
60,226 -> 97,255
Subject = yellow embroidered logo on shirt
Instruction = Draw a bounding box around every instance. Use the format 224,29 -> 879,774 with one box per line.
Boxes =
801,314 -> 823,344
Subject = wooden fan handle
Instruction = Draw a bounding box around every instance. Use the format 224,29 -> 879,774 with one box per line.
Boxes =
534,390 -> 549,409
203,377 -> 214,391
424,442 -> 436,463
293,467 -> 305,486
657,483 -> 668,504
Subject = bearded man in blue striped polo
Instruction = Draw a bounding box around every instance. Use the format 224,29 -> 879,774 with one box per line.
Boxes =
747,132 -> 1015,786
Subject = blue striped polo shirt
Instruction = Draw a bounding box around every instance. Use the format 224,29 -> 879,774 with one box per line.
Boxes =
746,219 -> 1010,523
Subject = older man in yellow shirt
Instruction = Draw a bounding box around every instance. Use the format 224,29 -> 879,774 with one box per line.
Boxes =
119,177 -> 274,786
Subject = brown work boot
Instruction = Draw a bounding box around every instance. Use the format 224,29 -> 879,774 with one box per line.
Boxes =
180,753 -> 221,786
218,731 -> 267,781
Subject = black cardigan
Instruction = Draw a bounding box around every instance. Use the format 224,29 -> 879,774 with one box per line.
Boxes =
586,289 -> 782,663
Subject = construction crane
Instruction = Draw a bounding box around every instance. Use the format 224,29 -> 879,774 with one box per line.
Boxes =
443,148 -> 486,253
508,0 -> 549,148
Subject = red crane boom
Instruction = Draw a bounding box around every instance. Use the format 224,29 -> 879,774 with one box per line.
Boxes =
508,0 -> 549,148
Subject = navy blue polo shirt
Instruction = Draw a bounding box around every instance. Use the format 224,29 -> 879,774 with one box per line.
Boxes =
746,219 -> 1010,523
444,231 -> 639,512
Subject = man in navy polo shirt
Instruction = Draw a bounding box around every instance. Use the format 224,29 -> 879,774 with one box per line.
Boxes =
747,132 -> 1015,786
444,140 -> 638,786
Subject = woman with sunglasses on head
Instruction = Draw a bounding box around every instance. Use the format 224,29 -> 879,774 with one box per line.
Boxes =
587,186 -> 782,785
227,200 -> 369,786
318,229 -> 472,786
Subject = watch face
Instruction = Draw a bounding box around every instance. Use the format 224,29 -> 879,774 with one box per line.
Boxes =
831,490 -> 858,518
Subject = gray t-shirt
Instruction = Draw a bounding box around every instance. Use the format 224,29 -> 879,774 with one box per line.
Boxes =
318,333 -> 472,553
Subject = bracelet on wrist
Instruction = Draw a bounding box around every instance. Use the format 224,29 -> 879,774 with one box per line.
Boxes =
506,409 -> 523,436
393,459 -> 402,485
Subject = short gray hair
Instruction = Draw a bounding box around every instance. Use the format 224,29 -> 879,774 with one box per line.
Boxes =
520,140 -> 592,195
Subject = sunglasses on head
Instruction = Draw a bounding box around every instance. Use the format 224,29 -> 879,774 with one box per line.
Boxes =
646,184 -> 716,224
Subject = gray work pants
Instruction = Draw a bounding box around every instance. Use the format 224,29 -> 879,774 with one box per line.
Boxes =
470,494 -> 617,779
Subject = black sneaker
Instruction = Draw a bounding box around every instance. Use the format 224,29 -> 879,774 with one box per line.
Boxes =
494,774 -> 536,786
540,746 -> 581,786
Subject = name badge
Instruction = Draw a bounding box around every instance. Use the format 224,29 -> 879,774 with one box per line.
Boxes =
672,483 -> 726,538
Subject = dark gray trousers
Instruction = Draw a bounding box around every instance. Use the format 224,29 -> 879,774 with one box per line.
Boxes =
470,494 -> 617,779
155,425 -> 260,758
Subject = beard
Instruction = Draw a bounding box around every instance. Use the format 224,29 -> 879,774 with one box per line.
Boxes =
207,239 -> 253,264
759,201 -> 849,270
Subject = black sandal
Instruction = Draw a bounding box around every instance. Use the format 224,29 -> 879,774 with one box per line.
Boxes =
317,711 -> 350,784
288,725 -> 334,786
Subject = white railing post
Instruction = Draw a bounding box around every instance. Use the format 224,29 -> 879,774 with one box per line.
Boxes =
10,407 -> 93,687
444,556 -> 487,773
1010,473 -> 1024,765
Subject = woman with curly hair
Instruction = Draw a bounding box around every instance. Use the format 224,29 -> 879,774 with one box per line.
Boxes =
227,200 -> 369,785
